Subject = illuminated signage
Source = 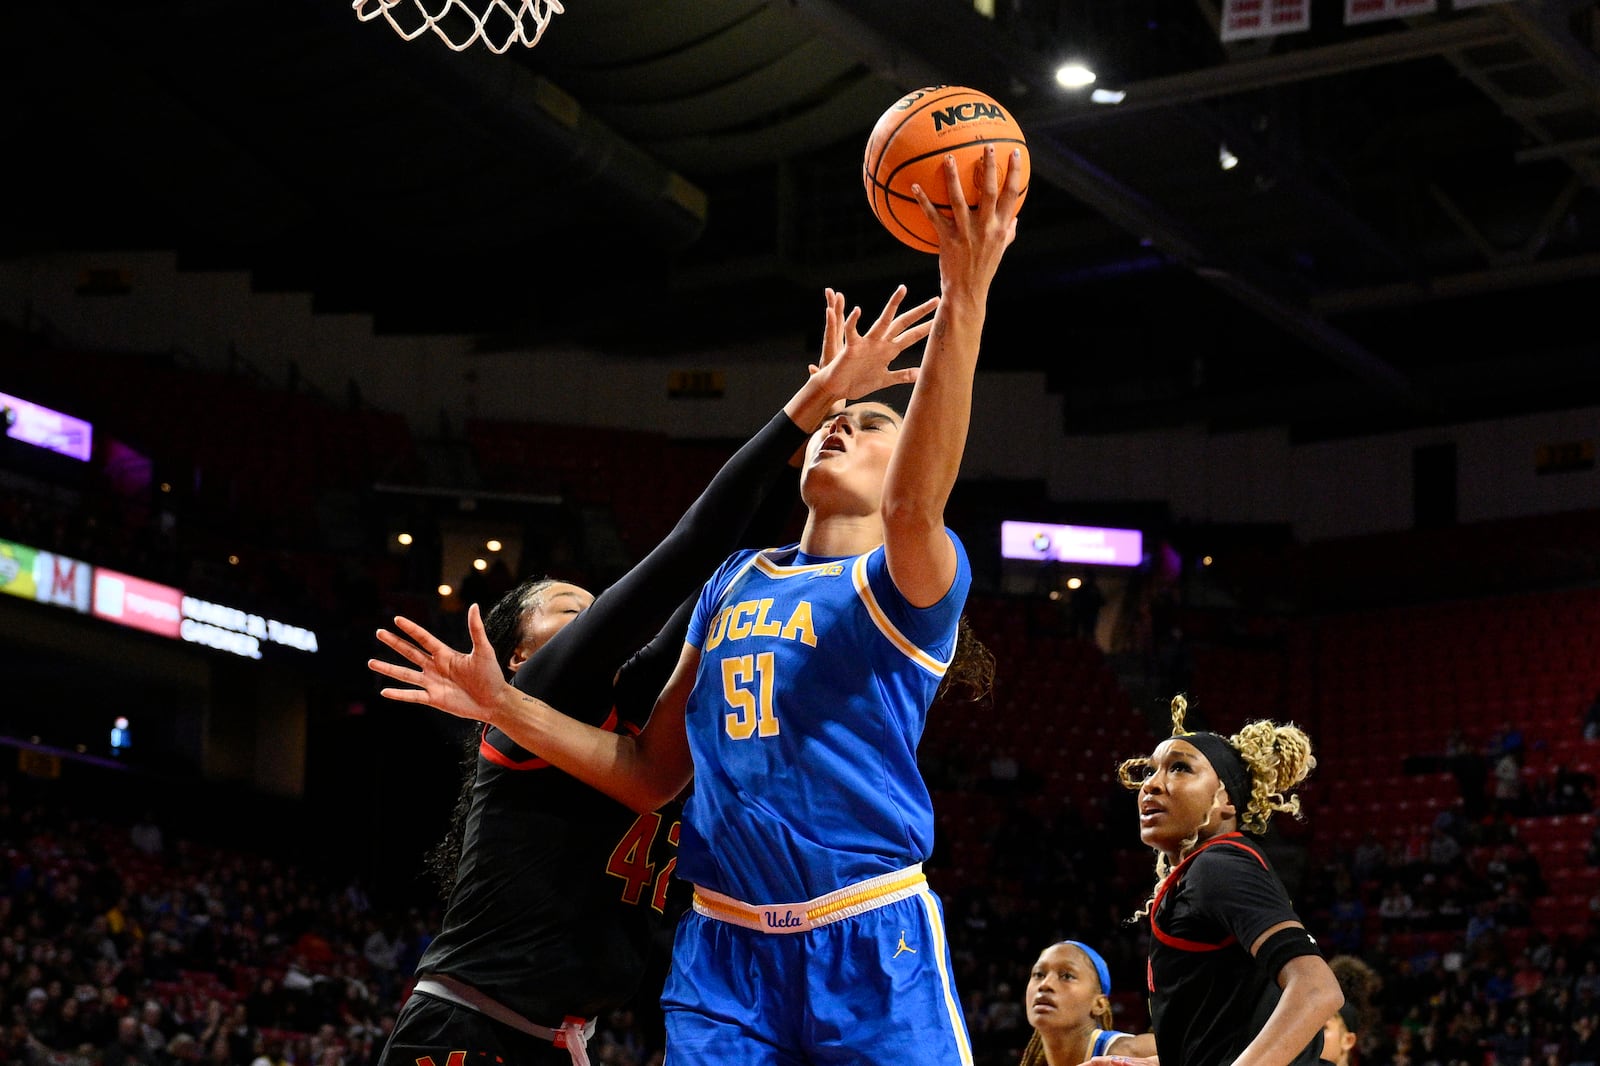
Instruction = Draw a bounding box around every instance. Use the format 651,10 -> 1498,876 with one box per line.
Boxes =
179,596 -> 319,660
92,570 -> 184,638
4,538 -> 318,659
1000,521 -> 1144,567
1,390 -> 93,462
0,539 -> 92,612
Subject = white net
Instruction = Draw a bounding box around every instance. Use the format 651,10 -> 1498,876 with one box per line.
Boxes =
352,0 -> 565,54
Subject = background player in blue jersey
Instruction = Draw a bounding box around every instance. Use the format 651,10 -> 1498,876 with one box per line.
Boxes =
367,287 -> 937,1066
1110,695 -> 1342,1066
1018,939 -> 1155,1066
370,145 -> 1023,1065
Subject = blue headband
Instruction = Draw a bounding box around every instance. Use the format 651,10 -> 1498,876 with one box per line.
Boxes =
1060,940 -> 1111,996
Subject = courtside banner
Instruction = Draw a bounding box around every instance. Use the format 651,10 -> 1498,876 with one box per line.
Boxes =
93,568 -> 183,638
34,550 -> 92,612
0,539 -> 39,601
0,539 -> 92,612
1345,0 -> 1437,23
1221,0 -> 1311,41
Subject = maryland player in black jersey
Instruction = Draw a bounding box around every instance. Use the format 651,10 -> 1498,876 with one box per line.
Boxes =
372,285 -> 938,1066
1107,696 -> 1342,1066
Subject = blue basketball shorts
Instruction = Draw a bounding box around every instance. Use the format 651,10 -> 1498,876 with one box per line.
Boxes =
661,866 -> 973,1066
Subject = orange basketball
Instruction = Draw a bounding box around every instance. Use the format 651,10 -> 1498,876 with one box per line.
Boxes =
863,85 -> 1029,253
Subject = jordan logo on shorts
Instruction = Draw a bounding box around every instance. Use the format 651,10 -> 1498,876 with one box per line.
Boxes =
893,930 -> 917,958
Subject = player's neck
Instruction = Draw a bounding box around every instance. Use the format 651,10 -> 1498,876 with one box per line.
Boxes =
798,511 -> 884,559
1041,1025 -> 1095,1066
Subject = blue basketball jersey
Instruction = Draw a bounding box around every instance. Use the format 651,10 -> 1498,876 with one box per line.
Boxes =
678,533 -> 971,902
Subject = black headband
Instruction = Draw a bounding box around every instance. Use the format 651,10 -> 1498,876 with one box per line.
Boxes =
1181,731 -> 1252,815
1338,1001 -> 1361,1031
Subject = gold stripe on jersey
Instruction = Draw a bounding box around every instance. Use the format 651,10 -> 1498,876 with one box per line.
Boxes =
850,555 -> 952,678
751,552 -> 849,578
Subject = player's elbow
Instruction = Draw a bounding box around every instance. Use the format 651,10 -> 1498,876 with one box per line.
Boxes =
881,498 -> 945,539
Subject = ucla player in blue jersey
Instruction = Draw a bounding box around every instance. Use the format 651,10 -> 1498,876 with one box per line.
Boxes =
1018,940 -> 1155,1066
371,145 -> 1023,1065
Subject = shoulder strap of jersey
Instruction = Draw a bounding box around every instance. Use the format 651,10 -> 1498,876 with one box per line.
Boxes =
1149,831 -> 1267,952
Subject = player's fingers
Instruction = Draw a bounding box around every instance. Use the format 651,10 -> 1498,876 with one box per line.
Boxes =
377,686 -> 430,705
867,284 -> 908,334
978,144 -> 1001,208
888,295 -> 940,334
391,614 -> 443,653
940,154 -> 971,239
375,628 -> 429,666
466,602 -> 490,650
894,320 -> 935,349
367,657 -> 421,686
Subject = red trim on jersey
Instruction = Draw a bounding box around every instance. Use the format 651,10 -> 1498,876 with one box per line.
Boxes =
478,709 -> 623,771
1149,831 -> 1268,953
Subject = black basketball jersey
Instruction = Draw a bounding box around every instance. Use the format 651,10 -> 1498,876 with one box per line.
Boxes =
1146,831 -> 1325,1066
412,412 -> 805,1024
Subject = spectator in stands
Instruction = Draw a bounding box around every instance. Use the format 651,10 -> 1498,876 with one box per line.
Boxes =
250,1033 -> 291,1066
1350,831 -> 1387,886
1571,1013 -> 1600,1066
130,813 -> 164,858
1550,763 -> 1596,814
1378,882 -> 1414,932
102,1014 -> 150,1066
1487,1012 -> 1532,1065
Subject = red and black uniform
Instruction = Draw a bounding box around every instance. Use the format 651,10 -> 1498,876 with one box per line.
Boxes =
1147,831 -> 1325,1066
379,411 -> 807,1066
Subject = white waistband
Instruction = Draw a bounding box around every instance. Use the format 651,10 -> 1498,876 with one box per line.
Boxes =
692,864 -> 927,934
412,974 -> 596,1050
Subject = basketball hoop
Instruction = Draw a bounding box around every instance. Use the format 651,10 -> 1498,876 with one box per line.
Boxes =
352,0 -> 565,54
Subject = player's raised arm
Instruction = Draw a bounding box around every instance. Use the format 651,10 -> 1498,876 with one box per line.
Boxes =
882,145 -> 1022,607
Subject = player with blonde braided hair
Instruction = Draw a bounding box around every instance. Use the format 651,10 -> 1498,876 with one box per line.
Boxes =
1089,695 -> 1342,1066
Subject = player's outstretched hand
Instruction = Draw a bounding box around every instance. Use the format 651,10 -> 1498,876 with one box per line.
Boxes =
809,284 -> 938,402
369,603 -> 508,728
911,144 -> 1023,300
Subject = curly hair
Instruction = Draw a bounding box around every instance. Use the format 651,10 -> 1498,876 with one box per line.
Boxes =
936,614 -> 996,704
1329,954 -> 1381,1036
1117,693 -> 1316,917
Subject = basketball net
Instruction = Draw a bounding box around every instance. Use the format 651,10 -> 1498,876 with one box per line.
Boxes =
352,0 -> 565,53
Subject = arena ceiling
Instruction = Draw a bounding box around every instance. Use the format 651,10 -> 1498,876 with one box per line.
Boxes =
9,0 -> 1600,438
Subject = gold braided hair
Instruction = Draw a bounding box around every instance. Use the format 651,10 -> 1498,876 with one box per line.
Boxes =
1117,694 -> 1317,917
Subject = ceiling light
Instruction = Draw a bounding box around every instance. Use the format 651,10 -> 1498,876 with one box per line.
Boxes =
1218,144 -> 1239,171
486,539 -> 502,552
1055,63 -> 1096,90
1090,88 -> 1125,105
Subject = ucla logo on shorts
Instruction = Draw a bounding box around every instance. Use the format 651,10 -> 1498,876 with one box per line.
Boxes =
766,909 -> 805,930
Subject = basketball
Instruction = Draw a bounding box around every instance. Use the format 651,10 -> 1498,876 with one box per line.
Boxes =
863,85 -> 1030,253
